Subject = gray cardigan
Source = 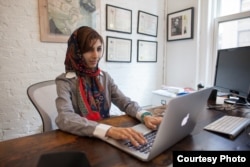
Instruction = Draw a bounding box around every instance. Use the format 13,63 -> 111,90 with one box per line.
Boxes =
55,71 -> 143,137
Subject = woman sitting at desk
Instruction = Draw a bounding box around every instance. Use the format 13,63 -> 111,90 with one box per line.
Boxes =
55,26 -> 162,147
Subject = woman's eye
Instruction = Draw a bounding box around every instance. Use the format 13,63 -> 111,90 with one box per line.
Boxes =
97,47 -> 102,52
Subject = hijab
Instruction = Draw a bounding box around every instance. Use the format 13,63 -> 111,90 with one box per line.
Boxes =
64,26 -> 109,121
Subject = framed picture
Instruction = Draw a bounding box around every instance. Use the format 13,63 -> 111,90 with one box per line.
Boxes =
167,7 -> 194,41
137,40 -> 158,62
38,0 -> 98,43
137,11 -> 158,37
106,4 -> 132,34
106,36 -> 132,62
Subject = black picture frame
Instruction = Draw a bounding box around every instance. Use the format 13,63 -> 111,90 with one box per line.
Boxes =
137,11 -> 158,37
106,36 -> 132,63
167,7 -> 194,41
106,4 -> 132,34
137,40 -> 158,62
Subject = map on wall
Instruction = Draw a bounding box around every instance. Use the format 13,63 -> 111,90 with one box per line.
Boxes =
39,0 -> 98,42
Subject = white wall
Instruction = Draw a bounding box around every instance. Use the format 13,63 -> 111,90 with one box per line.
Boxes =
100,0 -> 165,108
0,0 -> 165,141
165,0 -> 214,89
165,0 -> 201,89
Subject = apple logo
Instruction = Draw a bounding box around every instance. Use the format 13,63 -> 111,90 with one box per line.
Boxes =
181,113 -> 190,126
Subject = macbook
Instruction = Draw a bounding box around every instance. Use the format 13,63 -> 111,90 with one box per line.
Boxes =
100,87 -> 213,161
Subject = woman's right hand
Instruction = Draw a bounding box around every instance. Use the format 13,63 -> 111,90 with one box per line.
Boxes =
106,127 -> 147,147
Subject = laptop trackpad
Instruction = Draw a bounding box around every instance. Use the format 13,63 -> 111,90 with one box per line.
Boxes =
132,124 -> 152,135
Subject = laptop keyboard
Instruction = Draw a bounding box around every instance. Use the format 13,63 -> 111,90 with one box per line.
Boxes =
123,130 -> 157,154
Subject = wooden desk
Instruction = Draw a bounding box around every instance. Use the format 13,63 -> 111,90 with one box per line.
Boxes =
1,107 -> 250,167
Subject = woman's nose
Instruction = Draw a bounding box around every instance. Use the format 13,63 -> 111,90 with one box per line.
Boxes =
92,50 -> 99,58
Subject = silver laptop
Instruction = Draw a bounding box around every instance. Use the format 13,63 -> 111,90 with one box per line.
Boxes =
100,88 -> 213,161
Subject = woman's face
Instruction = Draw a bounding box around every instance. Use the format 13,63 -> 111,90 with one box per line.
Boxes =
82,39 -> 103,69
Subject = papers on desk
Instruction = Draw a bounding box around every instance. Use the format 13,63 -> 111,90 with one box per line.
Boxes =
161,86 -> 185,94
152,89 -> 177,98
159,85 -> 195,96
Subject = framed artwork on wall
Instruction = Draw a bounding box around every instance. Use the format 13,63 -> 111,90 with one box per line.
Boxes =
106,4 -> 132,34
38,0 -> 98,43
137,40 -> 158,62
137,11 -> 158,37
167,7 -> 194,41
106,36 -> 132,63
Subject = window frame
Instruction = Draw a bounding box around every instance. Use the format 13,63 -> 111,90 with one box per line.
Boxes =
211,11 -> 250,83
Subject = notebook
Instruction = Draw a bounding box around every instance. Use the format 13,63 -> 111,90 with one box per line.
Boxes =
204,115 -> 250,139
99,87 -> 213,161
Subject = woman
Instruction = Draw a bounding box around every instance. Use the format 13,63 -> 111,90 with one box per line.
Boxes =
55,26 -> 162,147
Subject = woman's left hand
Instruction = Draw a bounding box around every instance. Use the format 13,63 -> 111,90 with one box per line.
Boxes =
143,116 -> 162,130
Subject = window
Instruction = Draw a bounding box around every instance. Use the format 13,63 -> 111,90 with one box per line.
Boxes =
217,17 -> 250,49
207,0 -> 250,87
215,0 -> 250,49
218,0 -> 250,17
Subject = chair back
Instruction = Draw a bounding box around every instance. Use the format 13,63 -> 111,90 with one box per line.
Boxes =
27,80 -> 58,132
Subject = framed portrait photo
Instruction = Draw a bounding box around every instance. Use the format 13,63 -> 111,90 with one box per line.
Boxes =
167,7 -> 194,41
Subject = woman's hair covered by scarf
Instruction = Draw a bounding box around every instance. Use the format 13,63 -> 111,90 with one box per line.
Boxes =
64,26 -> 104,75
